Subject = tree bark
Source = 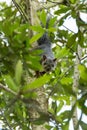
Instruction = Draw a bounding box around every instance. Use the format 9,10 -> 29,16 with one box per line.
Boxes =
25,0 -> 48,129
72,44 -> 82,130
30,87 -> 48,130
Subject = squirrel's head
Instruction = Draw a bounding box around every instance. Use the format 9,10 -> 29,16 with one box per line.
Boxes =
41,55 -> 57,72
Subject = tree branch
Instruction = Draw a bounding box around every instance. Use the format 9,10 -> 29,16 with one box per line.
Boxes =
72,44 -> 82,130
81,55 -> 87,61
12,0 -> 28,21
0,83 -> 17,96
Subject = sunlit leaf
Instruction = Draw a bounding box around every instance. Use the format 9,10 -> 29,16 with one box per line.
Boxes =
15,60 -> 23,85
48,27 -> 56,32
30,33 -> 43,44
22,74 -> 51,93
61,77 -> 73,85
67,34 -> 77,47
55,6 -> 70,15
30,25 -> 44,32
48,17 -> 57,27
70,0 -> 76,4
4,75 -> 18,91
62,123 -> 69,130
40,10 -> 46,27
56,47 -> 69,58
78,65 -> 87,82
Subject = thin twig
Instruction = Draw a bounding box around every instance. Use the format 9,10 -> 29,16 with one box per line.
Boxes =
47,0 -> 64,4
12,0 -> 28,21
81,55 -> 87,61
0,83 -> 17,96
62,24 -> 76,33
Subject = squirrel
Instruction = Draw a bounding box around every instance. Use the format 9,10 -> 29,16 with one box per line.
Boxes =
35,17 -> 56,77
29,0 -> 56,77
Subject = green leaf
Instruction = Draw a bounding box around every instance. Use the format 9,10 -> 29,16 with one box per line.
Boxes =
61,77 -> 73,85
33,118 -> 45,125
70,0 -> 76,4
78,31 -> 84,47
30,25 -> 44,33
57,101 -> 64,113
55,6 -> 70,15
4,75 -> 18,91
78,65 -> 87,82
80,121 -> 87,130
22,74 -> 51,93
49,17 -> 57,27
15,60 -> 23,85
62,123 -> 69,130
67,34 -> 77,47
30,33 -> 43,44
56,47 -> 69,58
48,27 -> 56,32
40,10 -> 46,27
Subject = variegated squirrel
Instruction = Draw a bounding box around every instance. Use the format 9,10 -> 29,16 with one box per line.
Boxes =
35,17 -> 56,77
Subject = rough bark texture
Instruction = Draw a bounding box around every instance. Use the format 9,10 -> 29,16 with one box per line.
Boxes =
25,0 -> 33,37
30,87 -> 48,130
25,0 -> 48,130
72,45 -> 82,130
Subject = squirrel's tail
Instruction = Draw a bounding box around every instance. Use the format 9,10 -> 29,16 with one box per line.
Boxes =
37,33 -> 51,45
37,15 -> 51,45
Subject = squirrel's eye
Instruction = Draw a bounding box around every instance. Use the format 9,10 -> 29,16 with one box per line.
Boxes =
43,62 -> 47,66
52,64 -> 54,67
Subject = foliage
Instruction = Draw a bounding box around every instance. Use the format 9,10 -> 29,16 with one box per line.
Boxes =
0,0 -> 87,130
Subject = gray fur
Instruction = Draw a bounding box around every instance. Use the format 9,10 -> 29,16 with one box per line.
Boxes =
37,33 -> 54,59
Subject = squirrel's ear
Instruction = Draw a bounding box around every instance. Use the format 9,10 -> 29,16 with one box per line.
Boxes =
42,55 -> 47,60
53,58 -> 57,62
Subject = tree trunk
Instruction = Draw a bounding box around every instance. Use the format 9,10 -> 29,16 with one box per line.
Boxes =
72,44 -> 82,130
25,0 -> 48,129
30,87 -> 48,130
